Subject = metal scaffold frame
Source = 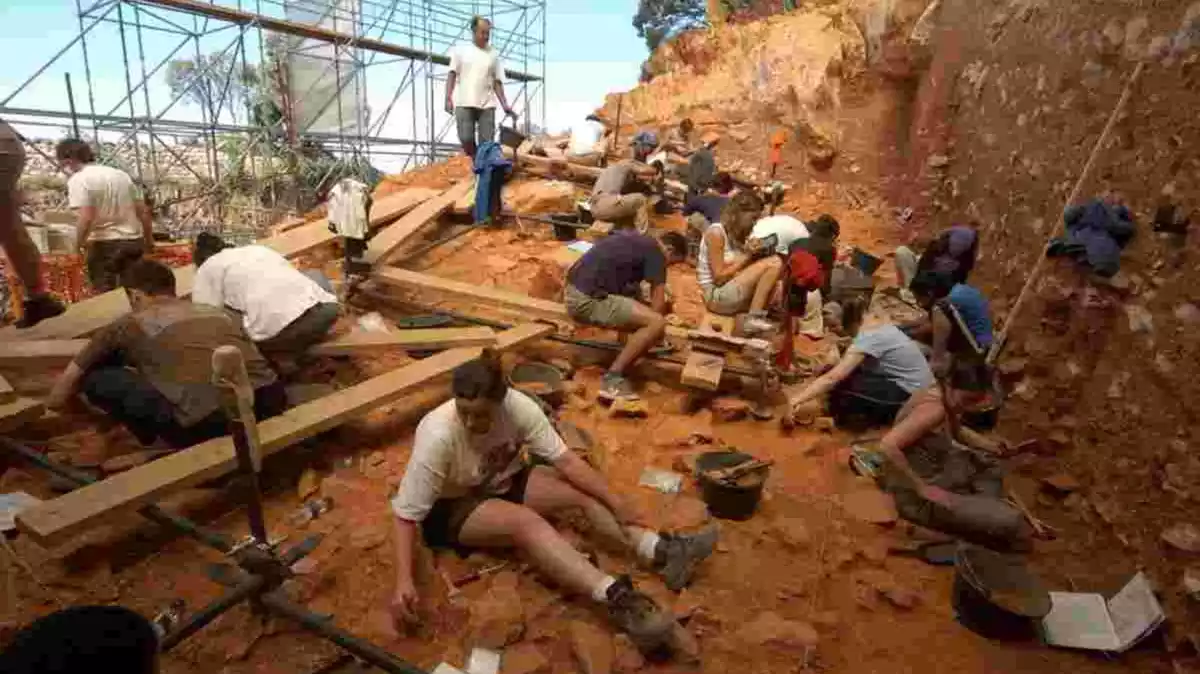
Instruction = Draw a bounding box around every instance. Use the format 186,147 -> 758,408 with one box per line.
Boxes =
0,0 -> 546,236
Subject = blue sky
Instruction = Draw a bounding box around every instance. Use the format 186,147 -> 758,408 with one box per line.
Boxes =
0,0 -> 647,166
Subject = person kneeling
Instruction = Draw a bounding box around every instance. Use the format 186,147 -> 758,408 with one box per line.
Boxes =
389,351 -> 716,656
46,259 -> 286,449
565,230 -> 688,401
785,309 -> 933,429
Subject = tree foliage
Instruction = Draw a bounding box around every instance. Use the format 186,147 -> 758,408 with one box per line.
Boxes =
632,0 -> 708,52
166,53 -> 261,122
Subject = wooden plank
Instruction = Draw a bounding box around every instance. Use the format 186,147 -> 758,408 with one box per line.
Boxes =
0,290 -> 132,343
16,322 -> 554,546
373,267 -> 570,322
0,398 -> 46,433
0,374 -> 15,405
0,339 -> 88,367
365,182 -> 473,266
308,327 -> 497,356
681,351 -> 724,391
265,187 -> 440,260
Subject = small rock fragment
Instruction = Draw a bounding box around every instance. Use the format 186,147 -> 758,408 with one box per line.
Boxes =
612,634 -> 646,672
1163,524 -> 1200,552
1041,473 -> 1081,496
842,489 -> 898,526
710,397 -> 751,422
568,620 -> 614,674
771,517 -> 812,550
503,643 -> 550,674
736,612 -> 818,650
927,154 -> 950,169
878,585 -> 919,610
1184,568 -> 1200,597
468,571 -> 526,648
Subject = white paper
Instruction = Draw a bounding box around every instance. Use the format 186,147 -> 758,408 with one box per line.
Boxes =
1041,592 -> 1119,651
0,492 -> 40,532
567,241 -> 593,254
431,664 -> 466,674
466,648 -> 501,674
1107,572 -> 1165,651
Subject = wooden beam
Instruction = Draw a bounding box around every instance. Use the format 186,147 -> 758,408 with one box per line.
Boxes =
16,323 -> 554,547
0,290 -> 132,343
264,186 -> 441,260
681,351 -> 724,391
0,339 -> 88,367
365,182 -> 473,266
373,267 -> 570,322
0,374 -> 15,405
308,327 -> 497,356
0,398 -> 46,433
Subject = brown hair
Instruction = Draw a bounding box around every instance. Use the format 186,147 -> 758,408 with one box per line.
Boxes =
55,138 -> 95,164
120,259 -> 176,296
720,191 -> 764,246
452,348 -> 507,401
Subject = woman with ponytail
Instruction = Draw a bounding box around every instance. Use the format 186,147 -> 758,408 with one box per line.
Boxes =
388,349 -> 715,657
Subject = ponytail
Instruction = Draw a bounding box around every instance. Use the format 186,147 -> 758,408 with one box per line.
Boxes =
452,348 -> 507,401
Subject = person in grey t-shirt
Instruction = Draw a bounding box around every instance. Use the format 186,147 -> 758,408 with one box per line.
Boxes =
785,308 -> 933,428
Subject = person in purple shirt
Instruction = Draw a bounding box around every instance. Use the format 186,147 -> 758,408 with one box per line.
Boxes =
895,223 -> 979,290
564,230 -> 688,401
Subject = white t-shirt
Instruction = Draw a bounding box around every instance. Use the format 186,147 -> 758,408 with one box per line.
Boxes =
391,390 -> 568,522
568,120 -> 605,156
448,43 -> 504,109
751,215 -> 810,254
192,244 -> 338,342
67,164 -> 144,241
328,178 -> 370,240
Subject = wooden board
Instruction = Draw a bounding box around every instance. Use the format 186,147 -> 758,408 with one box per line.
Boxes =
373,267 -> 570,322
681,351 -> 724,391
308,327 -> 497,356
0,290 -> 132,343
365,182 -> 473,266
16,322 -> 554,546
0,374 -> 15,405
0,397 -> 46,433
0,339 -> 88,367
265,187 -> 440,260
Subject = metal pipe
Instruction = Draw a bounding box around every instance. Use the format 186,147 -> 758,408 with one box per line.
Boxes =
158,574 -> 267,651
64,74 -> 80,139
261,592 -> 427,674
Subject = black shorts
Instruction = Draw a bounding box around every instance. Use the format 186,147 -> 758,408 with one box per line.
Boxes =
421,465 -> 534,552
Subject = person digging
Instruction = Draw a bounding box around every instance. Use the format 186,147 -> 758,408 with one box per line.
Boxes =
389,350 -> 716,657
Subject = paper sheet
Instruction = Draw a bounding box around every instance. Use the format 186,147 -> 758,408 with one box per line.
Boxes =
1107,572 -> 1165,651
1041,592 -> 1119,651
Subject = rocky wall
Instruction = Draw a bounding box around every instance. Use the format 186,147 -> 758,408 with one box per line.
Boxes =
922,0 -> 1200,647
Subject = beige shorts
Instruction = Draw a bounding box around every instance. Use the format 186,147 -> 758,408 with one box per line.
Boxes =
589,193 -> 649,232
564,284 -> 637,328
702,282 -> 751,316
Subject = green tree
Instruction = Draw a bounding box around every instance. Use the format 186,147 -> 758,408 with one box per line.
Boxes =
632,0 -> 708,52
166,52 -> 260,123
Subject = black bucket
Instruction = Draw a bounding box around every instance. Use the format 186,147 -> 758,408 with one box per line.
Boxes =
850,248 -> 883,275
952,544 -> 1051,641
695,451 -> 768,521
499,125 -> 527,150
509,362 -> 566,408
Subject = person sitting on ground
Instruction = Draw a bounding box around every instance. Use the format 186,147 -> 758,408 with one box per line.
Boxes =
588,155 -> 660,233
57,138 -> 155,293
904,269 -> 994,377
785,307 -> 934,429
894,222 -> 979,291
684,133 -> 720,199
0,605 -> 160,674
192,233 -> 340,364
682,171 -> 734,238
0,119 -> 66,327
389,350 -> 715,655
565,230 -> 689,401
46,259 -> 286,449
563,114 -> 610,167
696,191 -> 781,333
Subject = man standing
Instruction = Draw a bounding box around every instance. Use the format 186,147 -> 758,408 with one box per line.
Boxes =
57,138 -> 153,293
565,230 -> 688,401
192,233 -> 340,363
0,119 -> 64,326
46,259 -> 285,449
446,16 -> 516,159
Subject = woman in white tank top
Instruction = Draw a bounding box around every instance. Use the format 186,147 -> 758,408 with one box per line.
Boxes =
695,192 -> 784,328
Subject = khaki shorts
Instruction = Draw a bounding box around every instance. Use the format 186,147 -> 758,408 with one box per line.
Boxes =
565,283 -> 637,328
702,282 -> 751,316
589,193 -> 649,233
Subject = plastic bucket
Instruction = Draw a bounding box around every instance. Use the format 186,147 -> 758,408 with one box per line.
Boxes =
509,362 -> 566,408
499,126 -> 527,150
695,451 -> 767,521
952,544 -> 1050,640
850,248 -> 883,276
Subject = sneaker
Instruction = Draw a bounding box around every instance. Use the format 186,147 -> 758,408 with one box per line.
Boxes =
605,575 -> 675,655
598,372 -> 638,402
741,313 -> 776,336
16,293 -> 65,328
656,525 -> 718,591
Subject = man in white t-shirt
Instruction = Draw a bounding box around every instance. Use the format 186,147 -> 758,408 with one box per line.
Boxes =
564,114 -> 608,166
191,233 -> 339,361
446,16 -> 516,159
57,139 -> 153,292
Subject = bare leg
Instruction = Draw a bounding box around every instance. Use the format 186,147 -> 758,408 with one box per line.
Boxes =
521,466 -> 645,554
879,387 -> 946,485
457,498 -> 609,597
748,255 -> 783,312
0,124 -> 45,296
610,301 -> 666,375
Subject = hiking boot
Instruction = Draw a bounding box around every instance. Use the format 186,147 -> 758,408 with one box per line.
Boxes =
741,311 -> 775,336
656,525 -> 718,591
605,575 -> 675,655
16,293 -> 65,328
598,372 -> 638,402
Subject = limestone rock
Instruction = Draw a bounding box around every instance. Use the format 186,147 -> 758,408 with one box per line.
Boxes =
568,620 -> 614,674
504,180 -> 578,215
711,397 -> 751,422
469,571 -> 526,648
1041,473 -> 1081,496
503,643 -> 550,674
927,154 -> 950,169
1163,524 -> 1200,553
771,517 -> 811,550
736,612 -> 818,651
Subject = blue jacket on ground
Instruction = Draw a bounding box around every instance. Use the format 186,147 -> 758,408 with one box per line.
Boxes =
473,141 -> 512,224
1047,199 -> 1135,277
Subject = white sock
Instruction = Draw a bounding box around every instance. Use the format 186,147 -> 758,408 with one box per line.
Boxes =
635,530 -> 662,564
591,575 -> 617,603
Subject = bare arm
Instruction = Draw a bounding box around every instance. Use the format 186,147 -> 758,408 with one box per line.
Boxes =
493,79 -> 513,116
136,200 -> 154,248
930,310 -> 952,378
788,350 -> 866,409
444,72 -> 457,114
46,362 -> 87,410
648,283 -> 668,315
704,229 -> 748,285
389,517 -> 421,626
75,206 -> 97,253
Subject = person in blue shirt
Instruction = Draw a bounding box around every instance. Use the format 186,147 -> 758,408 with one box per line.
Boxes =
907,269 -> 994,378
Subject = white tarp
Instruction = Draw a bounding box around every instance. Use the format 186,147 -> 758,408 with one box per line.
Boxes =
283,0 -> 366,135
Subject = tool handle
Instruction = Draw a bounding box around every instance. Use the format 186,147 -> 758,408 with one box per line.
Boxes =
709,459 -> 775,483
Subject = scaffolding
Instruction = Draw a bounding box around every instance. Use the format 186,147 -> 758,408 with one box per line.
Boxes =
0,0 -> 546,237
